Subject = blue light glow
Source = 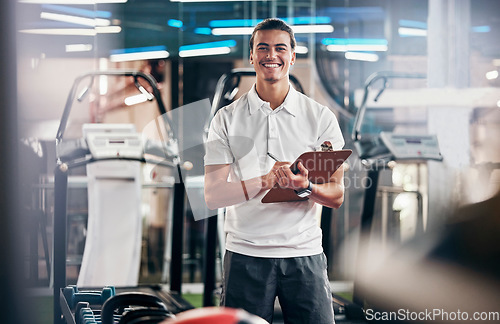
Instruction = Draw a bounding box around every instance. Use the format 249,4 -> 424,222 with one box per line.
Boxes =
399,19 -> 427,29
41,4 -> 111,18
168,19 -> 183,28
110,45 -> 167,55
472,25 -> 490,33
209,16 -> 331,28
179,40 -> 237,51
322,38 -> 388,46
194,27 -> 212,35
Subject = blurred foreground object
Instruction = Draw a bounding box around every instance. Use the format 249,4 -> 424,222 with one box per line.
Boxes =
161,307 -> 268,324
357,189 -> 500,323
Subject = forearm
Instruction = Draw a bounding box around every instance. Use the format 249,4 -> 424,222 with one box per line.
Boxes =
204,176 -> 267,210
309,181 -> 345,209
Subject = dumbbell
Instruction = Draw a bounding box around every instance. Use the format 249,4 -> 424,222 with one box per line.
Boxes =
63,285 -> 116,309
100,292 -> 169,324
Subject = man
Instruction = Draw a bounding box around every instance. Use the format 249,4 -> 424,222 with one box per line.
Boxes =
204,18 -> 345,324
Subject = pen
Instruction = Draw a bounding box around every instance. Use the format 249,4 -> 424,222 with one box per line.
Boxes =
267,152 -> 281,162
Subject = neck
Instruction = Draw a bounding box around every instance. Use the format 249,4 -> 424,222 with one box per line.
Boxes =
255,77 -> 290,109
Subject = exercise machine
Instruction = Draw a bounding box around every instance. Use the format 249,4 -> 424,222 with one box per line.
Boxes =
53,70 -> 193,324
350,71 -> 443,311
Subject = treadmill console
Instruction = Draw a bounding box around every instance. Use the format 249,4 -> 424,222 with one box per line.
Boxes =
380,132 -> 442,161
83,124 -> 143,159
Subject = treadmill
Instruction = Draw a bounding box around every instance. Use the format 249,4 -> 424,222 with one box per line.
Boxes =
348,71 -> 443,317
52,71 -> 193,324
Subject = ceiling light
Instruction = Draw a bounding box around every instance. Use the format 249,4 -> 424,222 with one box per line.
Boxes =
41,12 -> 111,27
19,28 -> 97,35
20,0 -> 127,3
292,25 -> 333,34
398,27 -> 427,37
167,19 -> 183,28
65,44 -> 93,52
95,26 -> 121,33
171,0 -> 259,2
345,52 -> 379,62
295,46 -> 308,54
179,47 -> 231,58
110,46 -> 169,62
486,70 -> 499,80
209,17 -> 331,28
212,27 -> 253,36
212,25 -> 333,36
324,38 -> 388,52
42,4 -> 111,18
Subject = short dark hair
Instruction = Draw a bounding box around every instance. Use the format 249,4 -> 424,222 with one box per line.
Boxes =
249,18 -> 296,51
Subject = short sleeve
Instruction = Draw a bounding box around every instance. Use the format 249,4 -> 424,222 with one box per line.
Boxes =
204,110 -> 235,166
315,107 -> 345,150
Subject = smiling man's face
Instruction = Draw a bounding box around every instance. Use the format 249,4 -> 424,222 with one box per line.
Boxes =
250,29 -> 296,85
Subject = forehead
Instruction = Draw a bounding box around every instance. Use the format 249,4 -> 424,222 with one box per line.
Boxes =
253,29 -> 291,47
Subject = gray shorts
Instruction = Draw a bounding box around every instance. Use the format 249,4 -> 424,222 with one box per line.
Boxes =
220,251 -> 334,324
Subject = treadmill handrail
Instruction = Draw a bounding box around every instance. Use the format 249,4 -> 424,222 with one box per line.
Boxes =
351,71 -> 426,142
55,70 -> 172,143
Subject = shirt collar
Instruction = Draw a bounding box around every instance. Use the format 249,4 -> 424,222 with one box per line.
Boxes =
247,83 -> 297,117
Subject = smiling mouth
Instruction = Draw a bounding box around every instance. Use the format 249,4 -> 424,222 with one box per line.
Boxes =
262,63 -> 282,68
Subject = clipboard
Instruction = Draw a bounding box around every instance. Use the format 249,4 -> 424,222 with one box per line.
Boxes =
261,149 -> 352,203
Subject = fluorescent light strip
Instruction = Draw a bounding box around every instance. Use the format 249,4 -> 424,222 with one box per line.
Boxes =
295,45 -> 308,54
42,4 -> 111,19
212,25 -> 333,36
327,44 -> 387,52
398,27 -> 427,37
168,19 -> 183,28
291,25 -> 333,33
19,28 -> 96,35
212,27 -> 253,35
65,43 -> 93,52
20,0 -> 127,3
345,52 -> 379,62
486,70 -> 499,80
110,50 -> 169,62
95,26 -> 121,33
209,16 -> 331,28
179,40 -> 236,51
399,19 -> 427,29
171,0 -> 259,2
41,12 -> 111,27
179,47 -> 231,58
125,94 -> 148,106
19,26 -> 120,35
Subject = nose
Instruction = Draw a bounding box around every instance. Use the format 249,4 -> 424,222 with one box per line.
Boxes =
267,48 -> 277,59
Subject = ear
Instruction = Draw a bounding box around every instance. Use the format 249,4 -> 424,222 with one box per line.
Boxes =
249,51 -> 254,64
290,50 -> 296,65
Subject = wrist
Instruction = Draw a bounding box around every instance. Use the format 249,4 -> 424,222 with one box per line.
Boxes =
295,180 -> 313,198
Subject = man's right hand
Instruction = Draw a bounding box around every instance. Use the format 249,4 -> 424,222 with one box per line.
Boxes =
261,161 -> 290,190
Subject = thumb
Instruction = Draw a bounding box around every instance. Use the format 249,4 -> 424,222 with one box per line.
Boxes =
297,162 -> 308,177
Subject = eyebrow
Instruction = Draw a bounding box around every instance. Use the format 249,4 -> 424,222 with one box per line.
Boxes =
256,42 -> 289,48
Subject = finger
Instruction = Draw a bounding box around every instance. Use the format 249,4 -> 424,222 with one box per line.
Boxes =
297,162 -> 308,176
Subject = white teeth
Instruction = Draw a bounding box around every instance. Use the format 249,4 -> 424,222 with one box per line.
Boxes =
264,63 -> 280,68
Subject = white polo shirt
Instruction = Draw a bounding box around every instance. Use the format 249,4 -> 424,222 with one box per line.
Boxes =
204,84 -> 344,258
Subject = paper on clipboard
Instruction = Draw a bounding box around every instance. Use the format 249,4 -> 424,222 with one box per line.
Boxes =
261,149 -> 352,203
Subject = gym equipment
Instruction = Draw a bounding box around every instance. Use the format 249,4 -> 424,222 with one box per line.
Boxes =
53,70 -> 193,324
63,285 -> 116,308
349,71 -> 443,312
60,286 -> 177,324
